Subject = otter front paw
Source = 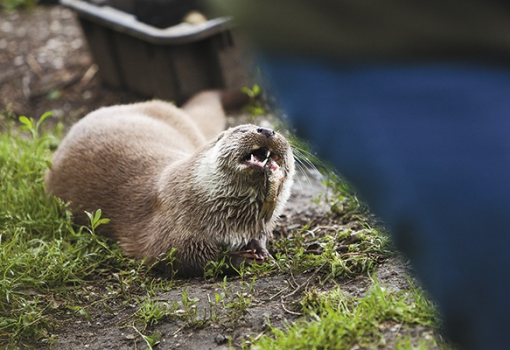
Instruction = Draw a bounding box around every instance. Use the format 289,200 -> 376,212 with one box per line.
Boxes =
247,238 -> 271,260
228,250 -> 265,268
228,238 -> 272,269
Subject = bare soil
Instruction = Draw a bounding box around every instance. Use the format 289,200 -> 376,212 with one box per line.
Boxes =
0,4 -> 438,349
0,5 -> 140,127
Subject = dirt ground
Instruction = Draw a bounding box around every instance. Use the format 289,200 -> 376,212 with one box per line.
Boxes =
0,4 -> 140,127
0,4 -> 438,349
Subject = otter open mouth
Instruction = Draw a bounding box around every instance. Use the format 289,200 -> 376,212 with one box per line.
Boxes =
241,147 -> 272,170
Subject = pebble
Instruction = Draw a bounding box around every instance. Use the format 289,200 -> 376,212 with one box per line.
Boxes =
1,22 -> 13,33
13,56 -> 24,66
215,334 -> 228,345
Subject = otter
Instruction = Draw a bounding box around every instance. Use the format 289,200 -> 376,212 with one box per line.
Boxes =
45,91 -> 295,277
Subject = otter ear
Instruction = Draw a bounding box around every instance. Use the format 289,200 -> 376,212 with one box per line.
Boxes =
216,130 -> 227,141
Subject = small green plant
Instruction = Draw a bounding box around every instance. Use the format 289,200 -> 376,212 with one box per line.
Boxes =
207,291 -> 225,323
132,326 -> 161,350
0,114 -> 71,343
177,288 -> 207,329
85,209 -> 111,233
135,295 -> 178,327
1,0 -> 39,11
241,84 -> 266,117
269,223 -> 389,285
204,253 -> 231,279
395,335 -> 445,350
224,277 -> 256,326
18,111 -> 53,140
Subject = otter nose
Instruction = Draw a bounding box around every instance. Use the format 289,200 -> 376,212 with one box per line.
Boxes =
257,127 -> 276,138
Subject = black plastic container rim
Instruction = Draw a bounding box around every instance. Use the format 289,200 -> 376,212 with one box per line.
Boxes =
60,0 -> 233,44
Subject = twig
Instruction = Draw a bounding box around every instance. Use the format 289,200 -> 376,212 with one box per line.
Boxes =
252,331 -> 266,342
278,264 -> 326,316
26,54 -> 43,77
80,64 -> 98,86
282,263 -> 325,300
22,73 -> 31,99
280,298 -> 302,316
269,286 -> 289,300
286,271 -> 299,290
172,325 -> 185,336
309,225 -> 339,234
389,322 -> 404,344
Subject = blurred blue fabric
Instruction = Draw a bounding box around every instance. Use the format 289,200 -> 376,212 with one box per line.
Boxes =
262,56 -> 510,349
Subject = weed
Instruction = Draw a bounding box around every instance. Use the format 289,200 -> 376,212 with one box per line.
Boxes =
1,0 -> 38,12
269,223 -> 389,285
132,326 -> 161,350
176,288 -> 208,329
254,279 -> 439,350
395,336 -> 443,350
204,253 -> 231,280
135,294 -> 179,327
241,84 -> 266,117
1,116 -> 71,342
18,112 -> 53,140
223,277 -> 256,326
207,291 -> 225,323
0,114 -> 148,345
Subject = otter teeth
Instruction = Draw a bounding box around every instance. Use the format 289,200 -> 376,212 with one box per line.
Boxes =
263,151 -> 272,167
244,148 -> 272,169
248,154 -> 268,168
250,153 -> 268,166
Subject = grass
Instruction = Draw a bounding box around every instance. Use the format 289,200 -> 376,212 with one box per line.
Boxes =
0,111 -> 444,349
0,113 -> 153,345
0,0 -> 38,12
254,280 -> 440,350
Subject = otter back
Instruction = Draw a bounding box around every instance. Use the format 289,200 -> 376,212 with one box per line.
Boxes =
45,91 -> 295,277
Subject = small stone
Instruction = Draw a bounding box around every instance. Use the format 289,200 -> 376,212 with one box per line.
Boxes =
215,334 -> 228,345
1,22 -> 13,33
83,91 -> 92,100
14,56 -> 24,66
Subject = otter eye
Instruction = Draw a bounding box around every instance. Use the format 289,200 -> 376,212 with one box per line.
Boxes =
234,127 -> 250,134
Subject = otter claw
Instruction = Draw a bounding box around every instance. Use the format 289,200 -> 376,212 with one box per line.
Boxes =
227,238 -> 271,270
228,250 -> 265,267
228,250 -> 265,260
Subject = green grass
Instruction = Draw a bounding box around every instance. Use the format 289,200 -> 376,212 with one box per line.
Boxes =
0,0 -> 38,11
254,280 -> 440,350
0,114 -> 152,345
243,171 -> 447,349
0,112 -> 444,348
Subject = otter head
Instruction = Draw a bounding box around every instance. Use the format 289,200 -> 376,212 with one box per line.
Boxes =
196,124 -> 295,223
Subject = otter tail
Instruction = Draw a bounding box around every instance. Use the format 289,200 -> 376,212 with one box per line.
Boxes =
182,90 -> 249,140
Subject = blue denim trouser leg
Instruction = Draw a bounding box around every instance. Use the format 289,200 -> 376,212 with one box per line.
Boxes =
262,56 -> 510,350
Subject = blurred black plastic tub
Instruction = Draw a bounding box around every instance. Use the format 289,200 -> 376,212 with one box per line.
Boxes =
60,0 -> 245,103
